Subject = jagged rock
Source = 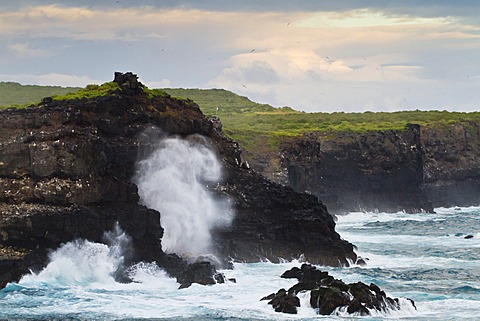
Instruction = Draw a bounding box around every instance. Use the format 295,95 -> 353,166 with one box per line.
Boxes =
355,257 -> 368,265
114,71 -> 143,91
310,286 -> 351,315
267,288 -> 300,314
264,265 -> 414,316
288,282 -> 319,295
281,263 -> 329,282
280,267 -> 302,280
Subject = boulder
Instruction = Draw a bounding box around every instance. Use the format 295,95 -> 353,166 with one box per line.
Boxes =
265,288 -> 300,314
178,261 -> 225,289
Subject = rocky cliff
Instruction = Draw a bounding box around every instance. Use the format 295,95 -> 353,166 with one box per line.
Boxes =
421,123 -> 480,207
249,122 -> 480,213
278,124 -> 433,214
0,73 -> 356,289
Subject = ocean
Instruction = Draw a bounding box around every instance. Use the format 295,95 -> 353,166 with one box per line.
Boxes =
0,206 -> 478,320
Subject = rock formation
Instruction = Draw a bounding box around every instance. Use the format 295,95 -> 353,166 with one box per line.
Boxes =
246,122 -> 480,213
278,125 -> 434,214
262,264 -> 416,316
421,124 -> 480,207
0,72 -> 356,289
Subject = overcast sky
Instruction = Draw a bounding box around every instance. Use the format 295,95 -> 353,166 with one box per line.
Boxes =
1,1 -> 479,112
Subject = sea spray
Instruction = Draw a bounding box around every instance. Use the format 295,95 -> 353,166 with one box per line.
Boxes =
134,133 -> 233,258
19,223 -> 131,287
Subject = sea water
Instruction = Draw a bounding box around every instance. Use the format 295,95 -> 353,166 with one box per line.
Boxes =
1,206 -> 478,320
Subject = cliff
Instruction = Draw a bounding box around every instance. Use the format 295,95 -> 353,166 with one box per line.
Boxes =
279,124 -> 433,214
0,73 -> 356,289
421,123 -> 480,207
256,123 -> 480,213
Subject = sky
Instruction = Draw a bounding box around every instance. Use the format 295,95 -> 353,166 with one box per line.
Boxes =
1,0 -> 479,112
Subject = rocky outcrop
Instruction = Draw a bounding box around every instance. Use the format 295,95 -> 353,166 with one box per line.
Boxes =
212,166 -> 356,266
178,261 -> 226,289
278,125 -> 433,214
0,72 -> 356,289
262,264 -> 415,316
421,123 -> 480,207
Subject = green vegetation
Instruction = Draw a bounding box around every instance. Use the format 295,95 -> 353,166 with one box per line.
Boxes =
164,88 -> 480,133
163,88 -> 276,114
144,87 -> 171,99
164,88 -> 480,157
0,82 -> 80,108
51,82 -> 120,101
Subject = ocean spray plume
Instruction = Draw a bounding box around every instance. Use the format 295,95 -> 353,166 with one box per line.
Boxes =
134,132 -> 233,258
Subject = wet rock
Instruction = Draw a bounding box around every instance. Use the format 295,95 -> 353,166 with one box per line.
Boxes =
264,265 -> 415,316
355,256 -> 368,265
281,263 -> 329,283
178,261 -> 225,289
310,286 -> 351,315
267,288 -> 300,314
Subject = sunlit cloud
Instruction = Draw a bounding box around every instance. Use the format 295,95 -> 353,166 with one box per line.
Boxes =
296,9 -> 455,28
0,3 -> 479,112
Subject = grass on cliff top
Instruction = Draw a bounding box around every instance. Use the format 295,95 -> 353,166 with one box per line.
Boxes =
0,81 -> 175,111
50,82 -> 121,101
163,88 -> 480,133
163,88 -> 480,158
0,82 -> 80,108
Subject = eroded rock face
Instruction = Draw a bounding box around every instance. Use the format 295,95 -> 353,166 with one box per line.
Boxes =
280,125 -> 433,214
421,124 -> 480,207
0,72 -> 356,288
248,122 -> 480,213
212,166 -> 356,266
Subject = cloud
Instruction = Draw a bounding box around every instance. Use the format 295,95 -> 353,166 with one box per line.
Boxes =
1,3 -> 479,112
144,78 -> 172,88
8,43 -> 51,58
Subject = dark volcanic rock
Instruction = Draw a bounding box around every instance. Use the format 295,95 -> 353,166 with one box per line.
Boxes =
282,263 -> 329,283
265,288 -> 300,314
178,261 -> 225,289
248,121 -> 480,212
421,123 -> 480,208
211,166 -> 356,266
0,72 -> 357,289
264,265 -> 414,316
279,126 -> 433,214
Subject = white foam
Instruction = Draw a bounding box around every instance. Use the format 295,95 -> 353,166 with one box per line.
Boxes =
20,240 -> 118,287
